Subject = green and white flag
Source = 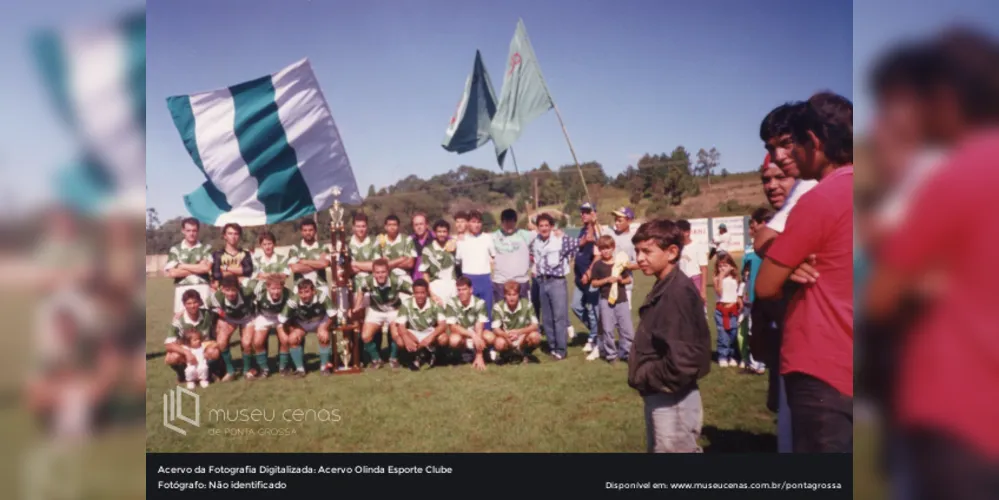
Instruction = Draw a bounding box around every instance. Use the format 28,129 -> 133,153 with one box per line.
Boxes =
167,58 -> 361,226
490,19 -> 554,168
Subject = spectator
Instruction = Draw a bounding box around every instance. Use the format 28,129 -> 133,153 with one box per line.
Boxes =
573,203 -> 602,354
740,206 -> 773,375
410,212 -> 433,282
529,213 -> 578,360
676,220 -> 708,304
491,208 -> 534,303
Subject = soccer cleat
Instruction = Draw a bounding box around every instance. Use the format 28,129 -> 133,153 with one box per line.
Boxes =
551,352 -> 564,361
259,370 -> 270,379
294,369 -> 307,378
199,380 -> 210,388
428,352 -> 437,368
186,382 -> 196,390
221,373 -> 236,383
582,341 -> 594,353
389,358 -> 400,369
244,371 -> 257,381
279,368 -> 292,377
320,367 -> 332,377
367,360 -> 385,371
586,348 -> 600,361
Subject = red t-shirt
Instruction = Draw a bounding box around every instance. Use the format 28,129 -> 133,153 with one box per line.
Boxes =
881,129 -> 999,458
768,166 -> 854,397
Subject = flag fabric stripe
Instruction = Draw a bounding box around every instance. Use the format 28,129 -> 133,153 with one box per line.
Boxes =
122,13 -> 146,132
168,58 -> 361,226
229,75 -> 316,225
441,50 -> 500,156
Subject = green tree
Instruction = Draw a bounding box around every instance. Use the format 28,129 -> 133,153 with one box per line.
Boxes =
367,184 -> 376,198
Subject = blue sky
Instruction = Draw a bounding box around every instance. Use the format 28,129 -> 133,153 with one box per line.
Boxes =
146,0 -> 853,220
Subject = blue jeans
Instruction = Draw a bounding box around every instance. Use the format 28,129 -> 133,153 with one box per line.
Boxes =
538,277 -> 570,357
714,308 -> 739,362
571,285 -> 601,343
466,274 -> 493,330
643,387 -> 703,453
598,298 -> 634,360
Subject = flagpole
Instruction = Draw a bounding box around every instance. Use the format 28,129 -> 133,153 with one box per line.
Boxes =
550,102 -> 589,202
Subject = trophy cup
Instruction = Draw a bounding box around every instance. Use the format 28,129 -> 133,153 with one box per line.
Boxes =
328,186 -> 362,374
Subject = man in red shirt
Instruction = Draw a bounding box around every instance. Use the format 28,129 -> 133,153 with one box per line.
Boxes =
756,91 -> 854,453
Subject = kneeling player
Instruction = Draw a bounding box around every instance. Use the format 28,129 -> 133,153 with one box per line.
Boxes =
487,280 -> 542,363
279,279 -> 336,376
392,279 -> 447,369
444,277 -> 487,371
354,259 -> 413,369
252,275 -> 292,377
209,276 -> 257,381
165,290 -> 218,383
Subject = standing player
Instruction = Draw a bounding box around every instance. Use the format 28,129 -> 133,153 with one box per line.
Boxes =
392,279 -> 448,369
487,280 -> 542,363
445,277 -> 488,371
208,275 -> 256,381
279,279 -> 336,376
379,215 -> 417,362
163,217 -> 213,313
288,219 -> 331,288
349,212 -> 380,291
353,259 -> 414,369
420,220 -> 458,305
211,223 -> 254,289
247,231 -> 289,295
252,275 -> 293,377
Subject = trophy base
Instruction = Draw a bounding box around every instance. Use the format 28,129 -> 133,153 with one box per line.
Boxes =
333,366 -> 363,375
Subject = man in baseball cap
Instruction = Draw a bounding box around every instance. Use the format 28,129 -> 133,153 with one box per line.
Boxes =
573,201 -> 601,353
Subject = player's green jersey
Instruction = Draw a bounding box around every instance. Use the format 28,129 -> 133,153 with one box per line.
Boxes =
419,240 -> 456,282
254,287 -> 291,316
208,287 -> 255,322
379,233 -> 418,280
491,299 -> 538,331
279,290 -> 335,324
445,296 -> 488,329
349,235 -> 379,289
395,297 -> 446,331
360,274 -> 413,312
165,241 -> 213,286
168,308 -> 213,342
288,239 -> 330,286
246,251 -> 290,293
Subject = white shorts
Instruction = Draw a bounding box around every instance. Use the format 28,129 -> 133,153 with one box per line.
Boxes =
294,317 -> 327,333
409,327 -> 436,342
254,313 -> 281,330
429,279 -> 457,305
174,284 -> 212,313
365,308 -> 399,327
222,315 -> 253,327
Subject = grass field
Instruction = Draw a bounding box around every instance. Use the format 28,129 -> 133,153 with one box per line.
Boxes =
145,261 -> 782,453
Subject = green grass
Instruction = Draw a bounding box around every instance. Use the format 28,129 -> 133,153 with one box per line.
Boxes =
145,269 -> 776,453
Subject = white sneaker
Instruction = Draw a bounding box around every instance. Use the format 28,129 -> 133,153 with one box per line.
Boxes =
186,382 -> 196,390
738,361 -> 746,369
586,348 -> 600,361
719,359 -> 731,368
567,326 -> 575,341
199,380 -> 210,388
583,341 -> 594,353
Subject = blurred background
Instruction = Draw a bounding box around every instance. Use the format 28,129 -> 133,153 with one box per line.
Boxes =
0,0 -> 996,498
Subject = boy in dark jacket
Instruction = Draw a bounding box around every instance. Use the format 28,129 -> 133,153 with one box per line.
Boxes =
629,219 -> 712,453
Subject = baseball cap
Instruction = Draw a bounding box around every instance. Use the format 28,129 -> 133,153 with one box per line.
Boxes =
718,223 -> 727,230
579,202 -> 595,212
612,206 -> 635,219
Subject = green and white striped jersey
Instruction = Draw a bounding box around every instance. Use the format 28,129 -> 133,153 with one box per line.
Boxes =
279,290 -> 335,324
445,295 -> 488,329
360,274 -> 414,312
349,235 -> 379,289
379,233 -> 418,280
395,297 -> 446,331
165,241 -> 213,286
254,287 -> 291,317
491,299 -> 538,330
208,287 -> 255,322
288,239 -> 330,286
247,251 -> 290,293
167,308 -> 213,343
420,240 -> 456,282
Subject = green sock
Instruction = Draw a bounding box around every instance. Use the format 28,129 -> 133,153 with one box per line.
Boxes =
220,350 -> 235,373
290,346 -> 305,371
242,351 -> 253,373
255,353 -> 268,372
319,346 -> 332,369
389,339 -> 398,360
279,352 -> 289,370
364,341 -> 380,363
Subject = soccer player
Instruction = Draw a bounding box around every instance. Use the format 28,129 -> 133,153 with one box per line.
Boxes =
379,214 -> 417,284
353,259 -> 414,369
164,289 -> 218,383
487,280 -> 542,363
208,275 -> 256,381
420,219 -> 458,305
280,279 -> 336,376
211,223 -> 254,290
163,217 -> 213,314
349,212 -> 379,291
252,275 -> 293,376
392,279 -> 448,369
288,219 -> 331,288
247,231 -> 289,295
445,276 -> 488,371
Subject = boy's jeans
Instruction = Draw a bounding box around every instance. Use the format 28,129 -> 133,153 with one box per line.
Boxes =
571,285 -> 601,343
643,387 -> 703,453
598,298 -> 634,360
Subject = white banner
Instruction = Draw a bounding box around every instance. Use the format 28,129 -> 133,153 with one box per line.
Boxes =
689,218 -> 710,246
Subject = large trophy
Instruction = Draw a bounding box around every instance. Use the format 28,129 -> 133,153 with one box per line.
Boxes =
328,186 -> 363,374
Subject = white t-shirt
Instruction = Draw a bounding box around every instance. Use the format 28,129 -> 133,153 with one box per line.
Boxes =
719,276 -> 740,304
713,232 -> 732,252
767,179 -> 819,233
456,232 -> 495,275
679,241 -> 709,278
